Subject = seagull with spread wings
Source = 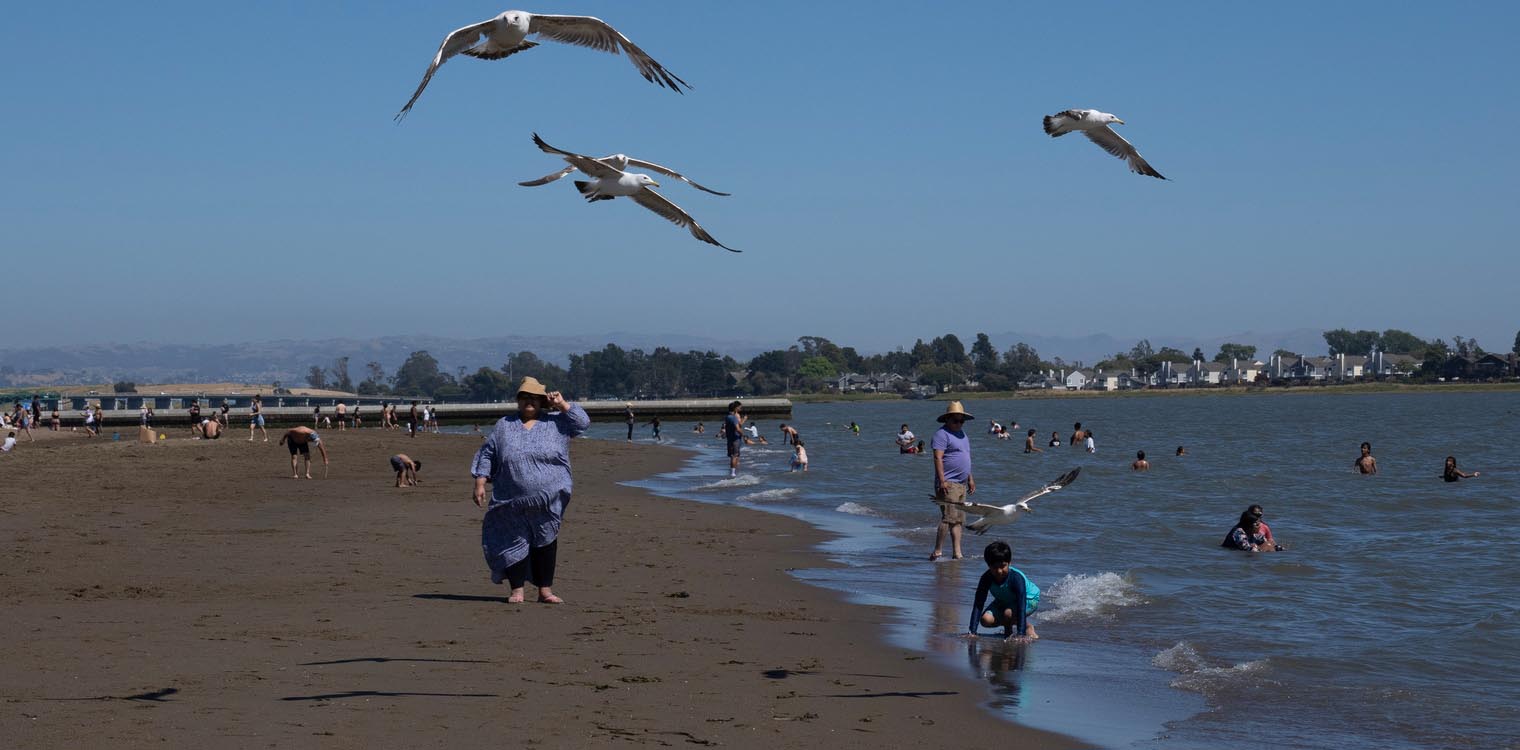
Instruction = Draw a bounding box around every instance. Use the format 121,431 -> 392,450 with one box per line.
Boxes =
529,134 -> 740,253
1043,110 -> 1167,180
520,154 -> 729,196
396,10 -> 690,121
933,468 -> 1081,535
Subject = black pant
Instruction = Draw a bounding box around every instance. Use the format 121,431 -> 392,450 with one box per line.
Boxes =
503,540 -> 558,589
627,422 -> 634,439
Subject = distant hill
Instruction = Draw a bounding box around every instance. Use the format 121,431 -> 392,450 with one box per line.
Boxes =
0,328 -> 1336,386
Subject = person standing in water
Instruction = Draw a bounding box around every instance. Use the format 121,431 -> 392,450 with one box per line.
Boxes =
1355,442 -> 1377,474
1024,429 -> 1042,454
929,401 -> 976,562
1132,450 -> 1149,471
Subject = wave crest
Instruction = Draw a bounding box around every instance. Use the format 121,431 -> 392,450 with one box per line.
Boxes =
739,488 -> 799,503
1037,572 -> 1143,623
695,474 -> 761,490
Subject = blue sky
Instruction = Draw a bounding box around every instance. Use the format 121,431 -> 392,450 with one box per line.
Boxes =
4,1 -> 1516,354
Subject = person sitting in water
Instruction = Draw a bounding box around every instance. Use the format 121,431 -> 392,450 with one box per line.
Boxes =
1222,508 -> 1282,552
693,422 -> 705,434
1442,456 -> 1479,482
967,540 -> 1039,643
1176,445 -> 1186,456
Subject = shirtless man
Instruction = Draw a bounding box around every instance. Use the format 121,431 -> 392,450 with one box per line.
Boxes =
1023,429 -> 1042,453
334,402 -> 348,431
779,423 -> 799,445
1132,450 -> 1150,471
390,453 -> 422,487
201,418 -> 222,439
1069,422 -> 1085,447
278,426 -> 328,479
1355,442 -> 1377,474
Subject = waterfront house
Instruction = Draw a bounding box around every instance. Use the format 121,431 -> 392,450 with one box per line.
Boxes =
1064,369 -> 1090,390
1222,358 -> 1265,385
1184,360 -> 1226,386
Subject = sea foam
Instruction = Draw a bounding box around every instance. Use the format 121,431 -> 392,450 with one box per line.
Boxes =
695,474 -> 761,490
835,502 -> 879,517
1037,572 -> 1144,623
1152,641 -> 1271,696
738,488 -> 799,503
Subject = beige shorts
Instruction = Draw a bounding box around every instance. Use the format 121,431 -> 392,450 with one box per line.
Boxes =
937,482 -> 968,525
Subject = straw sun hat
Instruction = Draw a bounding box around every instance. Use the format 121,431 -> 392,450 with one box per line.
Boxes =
936,400 -> 975,423
515,377 -> 549,398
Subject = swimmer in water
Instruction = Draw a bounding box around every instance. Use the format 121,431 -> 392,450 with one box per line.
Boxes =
1024,429 -> 1042,454
1048,431 -> 1061,448
1132,450 -> 1149,471
1442,456 -> 1479,482
1354,442 -> 1377,474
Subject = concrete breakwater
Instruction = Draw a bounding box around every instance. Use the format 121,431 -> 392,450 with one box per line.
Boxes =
61,398 -> 793,428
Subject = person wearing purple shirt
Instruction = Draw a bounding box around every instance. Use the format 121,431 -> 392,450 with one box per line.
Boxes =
929,401 -> 977,561
471,377 -> 590,604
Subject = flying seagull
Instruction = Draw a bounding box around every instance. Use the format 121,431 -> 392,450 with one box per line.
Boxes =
396,10 -> 690,120
1043,110 -> 1166,180
520,154 -> 730,196
932,468 -> 1081,535
530,134 -> 740,253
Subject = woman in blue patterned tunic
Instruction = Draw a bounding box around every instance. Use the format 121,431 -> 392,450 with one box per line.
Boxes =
471,377 -> 590,603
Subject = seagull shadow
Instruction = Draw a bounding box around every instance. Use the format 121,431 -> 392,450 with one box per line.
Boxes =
300,657 -> 491,666
280,690 -> 498,702
413,593 -> 507,603
824,690 -> 959,699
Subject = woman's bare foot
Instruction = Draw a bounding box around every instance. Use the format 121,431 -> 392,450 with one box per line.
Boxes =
507,589 -> 525,603
538,588 -> 563,604
929,551 -> 943,562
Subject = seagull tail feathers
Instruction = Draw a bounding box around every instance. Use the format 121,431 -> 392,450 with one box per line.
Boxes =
572,181 -> 613,202
1042,115 -> 1068,137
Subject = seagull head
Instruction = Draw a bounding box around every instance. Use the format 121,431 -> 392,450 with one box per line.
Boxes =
1102,112 -> 1125,125
636,174 -> 661,188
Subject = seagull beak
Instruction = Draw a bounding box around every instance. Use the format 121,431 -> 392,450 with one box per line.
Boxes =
649,180 -> 662,187
1113,118 -> 1126,125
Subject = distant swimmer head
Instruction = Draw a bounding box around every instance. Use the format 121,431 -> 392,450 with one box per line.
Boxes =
1136,450 -> 1146,460
1028,429 -> 1037,436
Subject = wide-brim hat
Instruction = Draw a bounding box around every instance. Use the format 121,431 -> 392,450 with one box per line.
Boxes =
937,400 -> 975,423
516,377 -> 549,398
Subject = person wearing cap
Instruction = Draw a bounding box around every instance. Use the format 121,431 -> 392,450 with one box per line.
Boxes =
625,403 -> 635,441
929,401 -> 976,562
470,377 -> 590,604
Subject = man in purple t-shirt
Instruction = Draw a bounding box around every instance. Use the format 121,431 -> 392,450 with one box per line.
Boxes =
929,401 -> 976,561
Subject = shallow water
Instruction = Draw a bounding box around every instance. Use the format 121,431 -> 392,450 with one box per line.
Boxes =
612,392 -> 1519,749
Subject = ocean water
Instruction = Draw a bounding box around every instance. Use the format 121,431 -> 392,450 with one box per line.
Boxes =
611,393 -> 1519,749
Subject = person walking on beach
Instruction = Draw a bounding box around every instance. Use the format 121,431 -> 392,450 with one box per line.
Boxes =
334,401 -> 348,431
723,400 -> 745,478
188,399 -> 202,437
409,401 -> 420,438
278,425 -> 328,479
49,410 -> 60,431
31,396 -> 42,426
471,377 -> 589,604
12,403 -> 34,442
249,395 -> 268,442
82,405 -> 97,437
1355,442 -> 1377,474
1132,450 -> 1149,471
218,401 -> 230,427
625,403 -> 635,441
930,401 -> 975,562
966,540 -> 1039,642
1024,429 -> 1042,454
647,415 -> 662,442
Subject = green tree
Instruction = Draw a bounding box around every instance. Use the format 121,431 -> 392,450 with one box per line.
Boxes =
1213,343 -> 1257,363
971,333 -> 999,377
930,334 -> 969,368
306,366 -> 328,389
1323,329 -> 1379,356
328,356 -> 353,392
357,361 -> 390,395
1378,329 -> 1426,355
462,367 -> 513,401
504,351 -> 567,386
1513,329 -> 1520,355
1001,342 -> 1042,381
797,356 -> 838,383
1129,339 -> 1155,361
1191,347 -> 1205,362
391,350 -> 445,396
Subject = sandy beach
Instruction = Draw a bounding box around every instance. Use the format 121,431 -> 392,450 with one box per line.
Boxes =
0,427 -> 1076,748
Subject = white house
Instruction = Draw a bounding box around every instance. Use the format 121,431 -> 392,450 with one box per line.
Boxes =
1184,360 -> 1226,385
1223,358 -> 1265,385
1366,351 -> 1420,377
1331,354 -> 1367,380
1064,369 -> 1090,390
1088,369 -> 1122,391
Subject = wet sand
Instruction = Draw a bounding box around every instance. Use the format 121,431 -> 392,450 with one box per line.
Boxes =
0,428 -> 1077,748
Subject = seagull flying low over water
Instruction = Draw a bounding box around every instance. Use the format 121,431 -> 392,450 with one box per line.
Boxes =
396,10 -> 690,120
933,468 -> 1081,535
529,134 -> 740,253
1043,110 -> 1167,180
519,154 -> 730,196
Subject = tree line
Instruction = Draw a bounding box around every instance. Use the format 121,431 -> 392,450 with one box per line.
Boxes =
306,327 -> 1519,400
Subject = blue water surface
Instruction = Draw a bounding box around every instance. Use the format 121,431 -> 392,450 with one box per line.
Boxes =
608,392 -> 1518,749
